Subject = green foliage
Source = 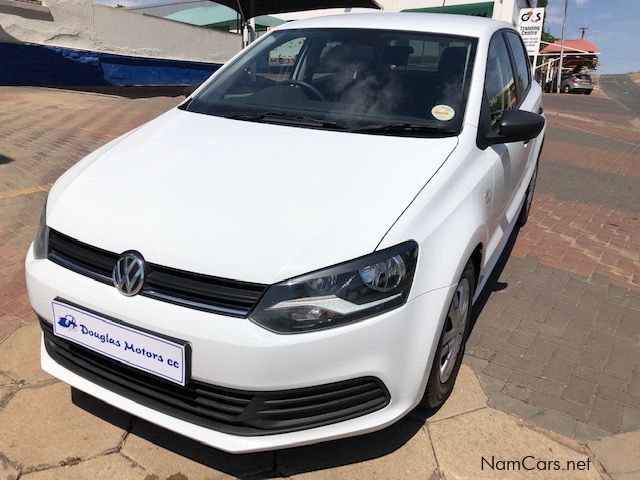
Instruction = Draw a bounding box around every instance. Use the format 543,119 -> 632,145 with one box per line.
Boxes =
541,30 -> 557,44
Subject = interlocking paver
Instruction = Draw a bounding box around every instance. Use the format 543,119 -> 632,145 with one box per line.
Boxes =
122,421 -> 273,479
0,85 -> 637,476
278,421 -> 438,479
0,323 -> 54,384
0,382 -> 126,469
19,454 -> 148,480
0,455 -> 18,480
430,408 -> 601,479
589,430 -> 640,477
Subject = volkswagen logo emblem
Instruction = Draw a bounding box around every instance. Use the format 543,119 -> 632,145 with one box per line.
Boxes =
113,252 -> 145,297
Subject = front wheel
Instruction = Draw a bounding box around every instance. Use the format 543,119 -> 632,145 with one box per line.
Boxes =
422,262 -> 475,409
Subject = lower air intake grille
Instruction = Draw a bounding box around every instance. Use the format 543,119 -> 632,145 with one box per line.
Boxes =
41,318 -> 390,436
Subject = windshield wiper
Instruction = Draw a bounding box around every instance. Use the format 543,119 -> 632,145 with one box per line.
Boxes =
225,111 -> 347,130
349,123 -> 458,137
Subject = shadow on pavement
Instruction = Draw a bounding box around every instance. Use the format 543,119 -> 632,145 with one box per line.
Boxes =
0,154 -> 14,165
72,387 -> 427,477
469,222 -> 521,330
49,86 -> 186,99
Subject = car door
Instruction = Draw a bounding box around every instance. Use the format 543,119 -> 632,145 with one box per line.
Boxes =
482,31 -> 538,267
504,30 -> 541,188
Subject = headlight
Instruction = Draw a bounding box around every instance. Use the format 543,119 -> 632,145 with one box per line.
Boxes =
250,241 -> 418,334
33,197 -> 49,259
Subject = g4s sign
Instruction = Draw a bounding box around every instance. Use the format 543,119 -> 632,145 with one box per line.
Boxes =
518,7 -> 545,55
521,10 -> 543,23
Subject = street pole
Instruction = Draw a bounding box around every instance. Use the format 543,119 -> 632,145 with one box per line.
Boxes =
556,0 -> 568,93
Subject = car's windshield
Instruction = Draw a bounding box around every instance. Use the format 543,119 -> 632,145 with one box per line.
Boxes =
184,28 -> 477,137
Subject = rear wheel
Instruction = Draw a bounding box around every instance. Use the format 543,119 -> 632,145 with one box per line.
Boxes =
563,85 -> 571,94
585,90 -> 592,95
422,262 -> 475,409
519,162 -> 538,226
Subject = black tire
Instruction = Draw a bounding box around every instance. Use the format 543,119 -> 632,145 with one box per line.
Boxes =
519,162 -> 538,226
585,90 -> 592,95
422,261 -> 475,410
563,85 -> 571,94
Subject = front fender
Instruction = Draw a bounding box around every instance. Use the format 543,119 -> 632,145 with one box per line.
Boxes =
379,128 -> 492,300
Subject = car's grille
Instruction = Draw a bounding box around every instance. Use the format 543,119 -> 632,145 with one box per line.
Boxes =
47,229 -> 267,317
41,319 -> 390,436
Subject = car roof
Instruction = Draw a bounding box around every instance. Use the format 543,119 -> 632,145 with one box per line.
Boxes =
276,12 -> 514,38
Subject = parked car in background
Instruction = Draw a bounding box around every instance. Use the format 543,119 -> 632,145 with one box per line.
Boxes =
545,73 -> 593,94
27,13 -> 545,453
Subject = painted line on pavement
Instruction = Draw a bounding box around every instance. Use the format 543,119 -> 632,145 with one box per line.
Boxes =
0,184 -> 52,200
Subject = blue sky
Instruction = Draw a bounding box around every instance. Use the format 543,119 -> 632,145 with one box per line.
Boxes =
544,0 -> 640,74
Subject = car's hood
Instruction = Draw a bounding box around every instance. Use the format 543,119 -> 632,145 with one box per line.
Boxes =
49,109 -> 457,284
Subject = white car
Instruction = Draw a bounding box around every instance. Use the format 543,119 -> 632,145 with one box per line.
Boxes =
26,13 -> 545,453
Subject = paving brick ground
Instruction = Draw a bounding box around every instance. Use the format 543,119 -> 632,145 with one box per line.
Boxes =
0,85 -> 639,479
466,91 -> 640,440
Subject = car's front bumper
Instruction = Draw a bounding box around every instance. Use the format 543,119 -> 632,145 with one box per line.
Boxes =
27,246 -> 454,452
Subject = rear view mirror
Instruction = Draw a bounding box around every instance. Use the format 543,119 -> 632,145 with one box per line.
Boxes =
485,109 -> 545,146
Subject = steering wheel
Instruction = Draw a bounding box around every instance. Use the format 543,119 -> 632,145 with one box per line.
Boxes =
285,80 -> 326,101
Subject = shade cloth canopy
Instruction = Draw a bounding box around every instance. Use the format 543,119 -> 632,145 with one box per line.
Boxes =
213,0 -> 381,20
166,5 -> 285,28
402,1 -> 494,17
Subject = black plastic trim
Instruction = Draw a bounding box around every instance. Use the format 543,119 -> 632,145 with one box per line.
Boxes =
47,229 -> 267,317
40,317 -> 390,436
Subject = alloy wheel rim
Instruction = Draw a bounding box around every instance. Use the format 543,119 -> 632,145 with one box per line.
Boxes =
438,278 -> 470,384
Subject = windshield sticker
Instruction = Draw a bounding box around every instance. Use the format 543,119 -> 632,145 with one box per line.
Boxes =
431,105 -> 455,121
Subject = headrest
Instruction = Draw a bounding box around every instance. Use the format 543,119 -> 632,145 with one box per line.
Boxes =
330,44 -> 374,63
438,46 -> 468,78
382,46 -> 415,66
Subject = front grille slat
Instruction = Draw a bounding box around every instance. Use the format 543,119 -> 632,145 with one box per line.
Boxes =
262,381 -> 379,408
47,229 -> 267,317
256,389 -> 385,419
41,319 -> 390,436
250,398 -> 389,430
145,271 -> 261,309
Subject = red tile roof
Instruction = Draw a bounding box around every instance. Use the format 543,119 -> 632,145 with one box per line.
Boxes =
541,39 -> 599,54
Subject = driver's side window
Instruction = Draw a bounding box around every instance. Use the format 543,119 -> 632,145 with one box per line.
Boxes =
260,37 -> 307,82
485,33 -> 518,128
224,37 -> 306,98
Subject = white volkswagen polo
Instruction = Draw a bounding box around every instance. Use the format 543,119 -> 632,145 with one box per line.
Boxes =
26,13 -> 545,452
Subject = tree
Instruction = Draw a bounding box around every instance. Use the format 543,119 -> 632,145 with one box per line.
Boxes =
541,30 -> 557,45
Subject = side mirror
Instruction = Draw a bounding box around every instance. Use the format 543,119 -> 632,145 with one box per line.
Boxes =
485,109 -> 545,146
184,83 -> 202,97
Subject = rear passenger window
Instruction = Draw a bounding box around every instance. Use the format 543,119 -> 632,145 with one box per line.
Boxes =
506,32 -> 531,97
485,34 -> 518,127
